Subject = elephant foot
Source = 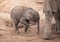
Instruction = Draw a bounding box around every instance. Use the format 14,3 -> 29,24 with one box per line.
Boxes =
43,33 -> 52,40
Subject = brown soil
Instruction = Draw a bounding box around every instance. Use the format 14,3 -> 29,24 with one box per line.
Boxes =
0,0 -> 60,42
0,11 -> 60,42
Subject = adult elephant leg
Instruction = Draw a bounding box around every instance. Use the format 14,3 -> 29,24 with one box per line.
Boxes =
54,12 -> 60,33
43,11 -> 52,40
56,19 -> 60,32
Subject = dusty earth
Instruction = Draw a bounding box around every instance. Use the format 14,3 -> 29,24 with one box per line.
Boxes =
0,11 -> 60,42
0,0 -> 60,42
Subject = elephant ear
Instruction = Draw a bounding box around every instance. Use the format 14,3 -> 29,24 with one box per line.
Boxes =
49,0 -> 58,13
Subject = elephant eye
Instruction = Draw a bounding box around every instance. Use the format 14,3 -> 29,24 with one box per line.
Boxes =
52,11 -> 55,14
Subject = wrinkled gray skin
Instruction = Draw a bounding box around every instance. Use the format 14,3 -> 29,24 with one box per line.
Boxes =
43,0 -> 60,40
11,6 -> 40,34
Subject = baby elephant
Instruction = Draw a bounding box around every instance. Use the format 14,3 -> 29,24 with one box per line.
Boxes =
10,6 -> 40,34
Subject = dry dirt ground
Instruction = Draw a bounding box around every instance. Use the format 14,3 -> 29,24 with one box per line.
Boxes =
0,11 -> 60,42
0,0 -> 60,42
